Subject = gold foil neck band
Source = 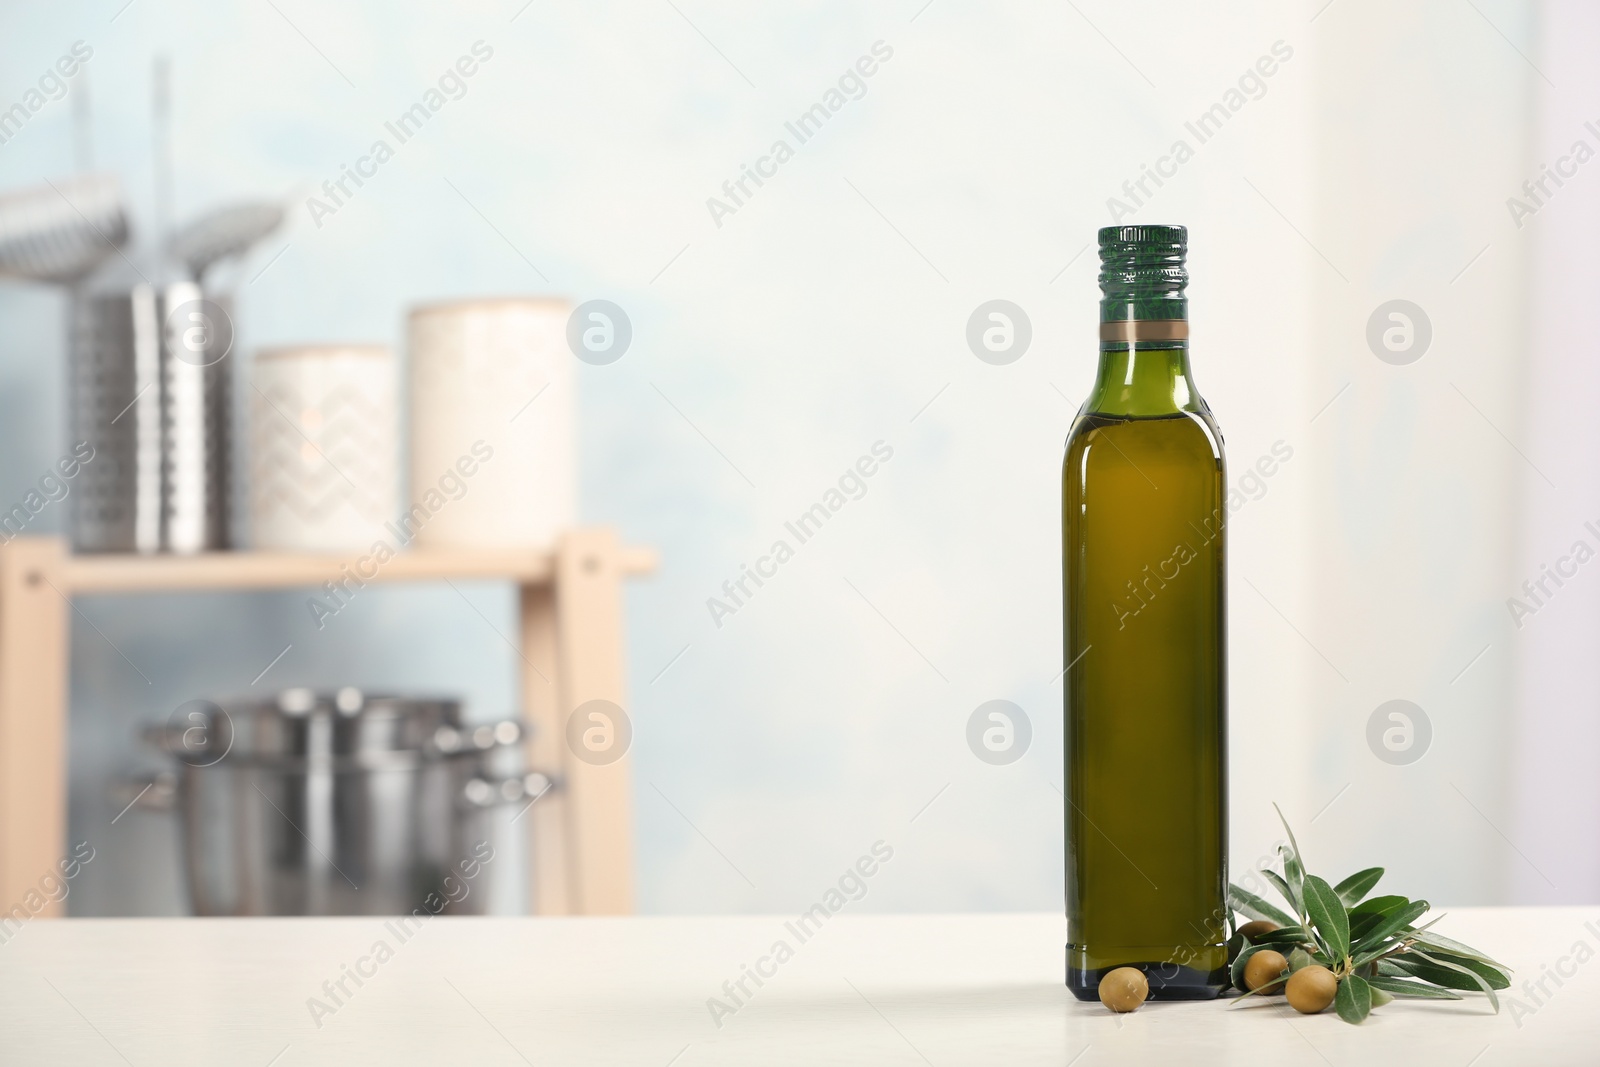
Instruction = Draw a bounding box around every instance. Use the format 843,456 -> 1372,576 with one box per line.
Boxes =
1099,319 -> 1189,342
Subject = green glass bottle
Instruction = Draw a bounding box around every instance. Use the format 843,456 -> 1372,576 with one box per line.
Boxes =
1063,224 -> 1228,1000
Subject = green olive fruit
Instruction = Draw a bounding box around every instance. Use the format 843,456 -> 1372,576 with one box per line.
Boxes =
1286,965 -> 1338,1014
1098,967 -> 1149,1012
1236,920 -> 1278,942
1243,950 -> 1289,994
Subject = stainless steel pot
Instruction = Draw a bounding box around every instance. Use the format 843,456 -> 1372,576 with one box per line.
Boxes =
133,688 -> 551,916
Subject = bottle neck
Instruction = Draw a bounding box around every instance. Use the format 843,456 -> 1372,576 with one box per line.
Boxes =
1083,344 -> 1199,417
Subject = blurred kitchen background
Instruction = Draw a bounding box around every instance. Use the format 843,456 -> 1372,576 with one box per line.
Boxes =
0,0 -> 1590,916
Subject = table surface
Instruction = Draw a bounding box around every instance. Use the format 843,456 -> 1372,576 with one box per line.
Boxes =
0,908 -> 1594,1065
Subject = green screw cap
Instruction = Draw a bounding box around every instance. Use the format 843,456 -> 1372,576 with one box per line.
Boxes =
1098,224 -> 1187,322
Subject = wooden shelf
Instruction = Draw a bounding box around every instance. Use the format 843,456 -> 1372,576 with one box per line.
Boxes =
61,545 -> 659,594
0,529 -> 651,918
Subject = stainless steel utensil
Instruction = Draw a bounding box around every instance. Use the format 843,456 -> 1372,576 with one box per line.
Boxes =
0,173 -> 128,284
128,689 -> 550,916
168,200 -> 284,282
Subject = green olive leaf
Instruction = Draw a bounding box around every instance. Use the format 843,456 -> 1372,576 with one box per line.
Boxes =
1273,801 -> 1306,865
1279,846 -> 1307,915
1332,867 -> 1384,906
1348,911 -> 1386,943
1302,875 -> 1351,960
1248,927 -> 1314,948
1350,900 -> 1430,964
1350,894 -> 1412,918
1262,870 -> 1302,919
1228,883 -> 1297,929
1368,984 -> 1395,1008
1335,973 -> 1373,1024
1288,947 -> 1314,972
1427,953 -> 1510,991
1386,957 -> 1478,989
1389,951 -> 1511,992
1406,930 -> 1512,973
1407,950 -> 1500,1012
1273,803 -> 1310,917
1366,975 -> 1463,1000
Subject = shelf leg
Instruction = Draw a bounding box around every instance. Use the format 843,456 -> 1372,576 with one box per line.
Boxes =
518,581 -> 570,915
551,528 -> 636,915
0,537 -> 68,918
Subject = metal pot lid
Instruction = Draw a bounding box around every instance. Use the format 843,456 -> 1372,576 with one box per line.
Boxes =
152,688 -> 511,764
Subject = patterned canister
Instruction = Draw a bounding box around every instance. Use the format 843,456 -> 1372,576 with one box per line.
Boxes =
249,345 -> 398,551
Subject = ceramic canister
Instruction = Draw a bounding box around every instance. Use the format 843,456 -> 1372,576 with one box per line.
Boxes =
249,345 -> 398,551
406,298 -> 575,548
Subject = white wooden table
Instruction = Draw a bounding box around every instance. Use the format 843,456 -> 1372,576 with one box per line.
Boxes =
0,909 -> 1592,1064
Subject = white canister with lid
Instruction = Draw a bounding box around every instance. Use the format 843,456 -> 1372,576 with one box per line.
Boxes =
406,297 -> 575,548
249,345 -> 399,551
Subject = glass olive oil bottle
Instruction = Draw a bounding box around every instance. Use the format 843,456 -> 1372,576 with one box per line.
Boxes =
1063,225 -> 1227,1000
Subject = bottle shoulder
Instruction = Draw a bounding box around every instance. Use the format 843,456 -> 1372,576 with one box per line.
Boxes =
1064,407 -> 1226,469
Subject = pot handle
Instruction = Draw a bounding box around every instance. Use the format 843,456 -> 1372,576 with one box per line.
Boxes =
431,718 -> 527,756
461,771 -> 559,809
110,771 -> 177,814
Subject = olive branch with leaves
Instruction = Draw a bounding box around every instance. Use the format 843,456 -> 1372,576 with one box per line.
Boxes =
1226,805 -> 1511,1023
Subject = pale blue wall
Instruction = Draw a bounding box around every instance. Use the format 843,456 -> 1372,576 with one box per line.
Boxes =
0,0 -> 1542,917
